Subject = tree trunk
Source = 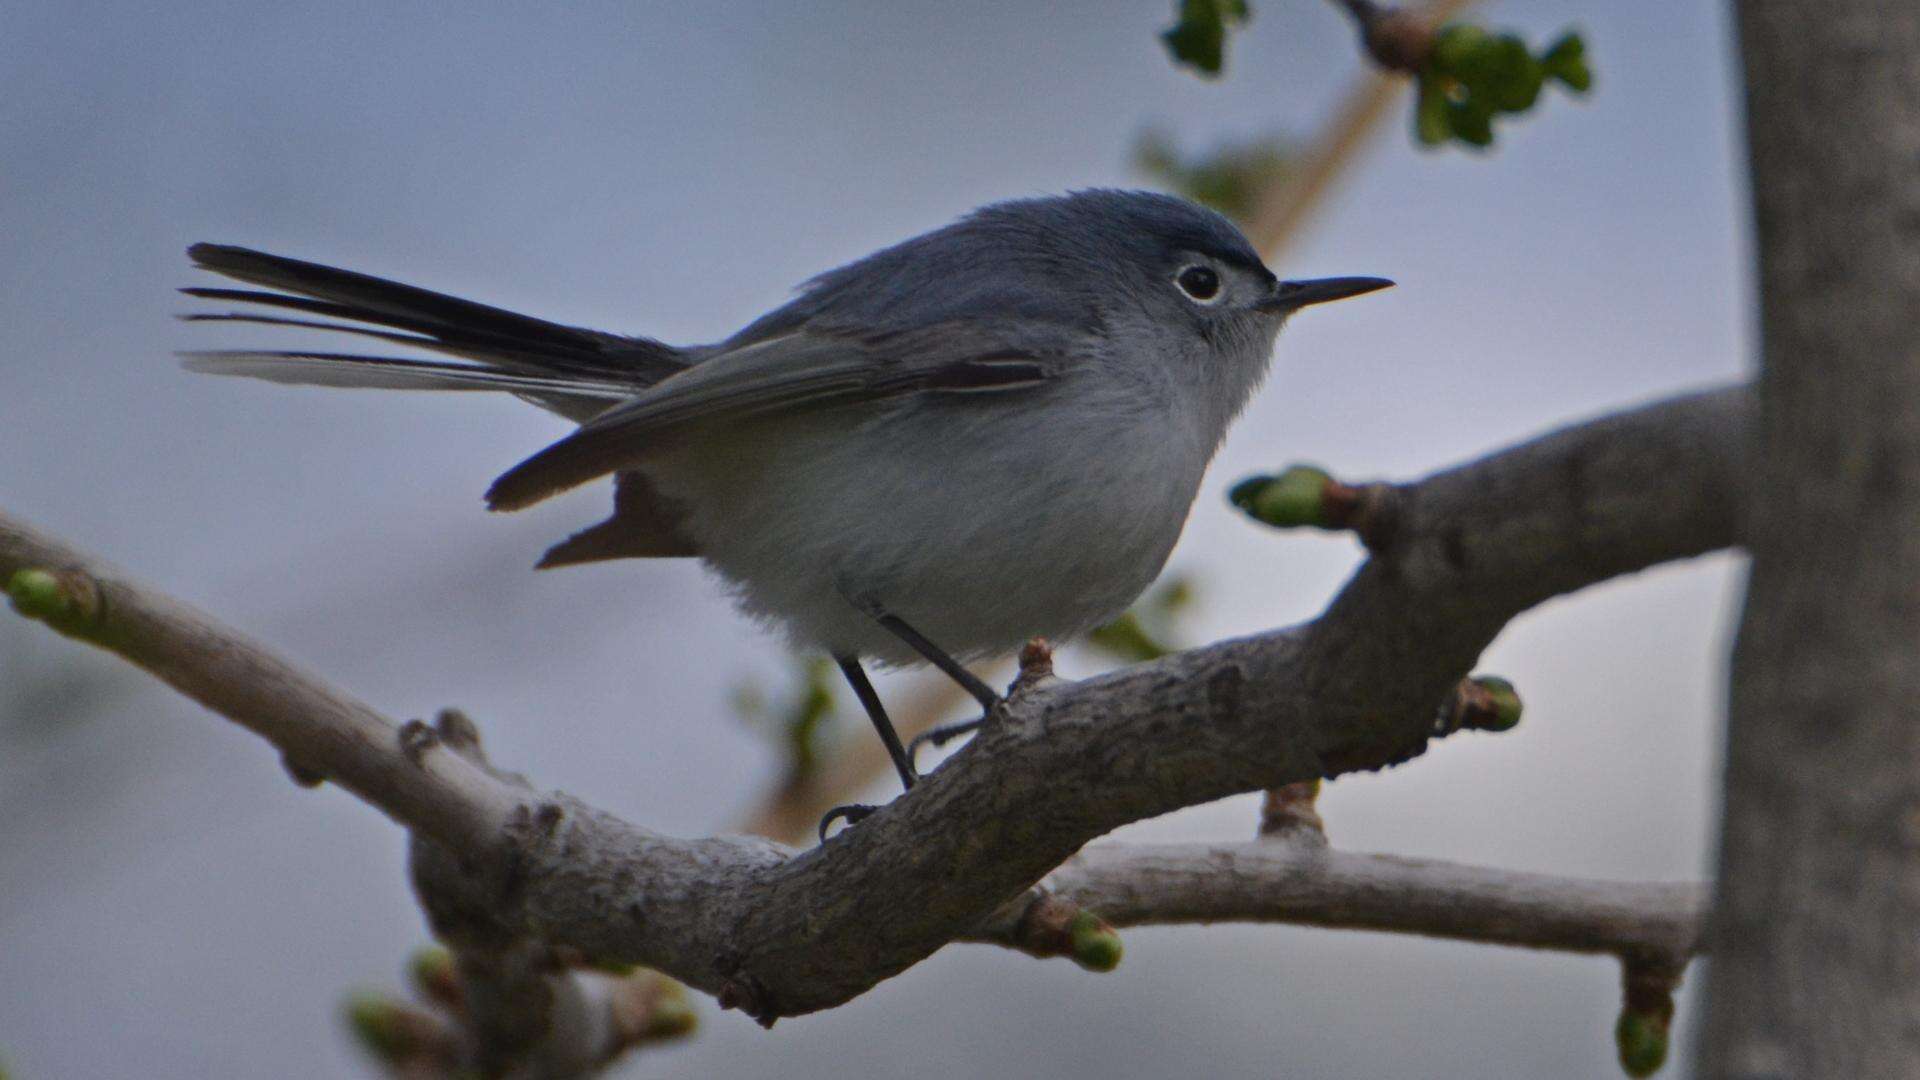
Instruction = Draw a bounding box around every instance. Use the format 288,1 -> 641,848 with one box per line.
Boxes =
1702,2 -> 1920,1076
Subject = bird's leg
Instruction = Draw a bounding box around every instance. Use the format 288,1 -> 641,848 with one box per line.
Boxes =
819,655 -> 917,842
839,655 -> 918,789
874,611 -> 1002,766
818,612 -> 1007,841
874,613 -> 1001,710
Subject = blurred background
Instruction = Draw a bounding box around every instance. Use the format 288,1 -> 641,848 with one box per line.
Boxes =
0,2 -> 1745,1076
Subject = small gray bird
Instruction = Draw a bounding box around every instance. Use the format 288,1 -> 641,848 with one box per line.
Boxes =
182,189 -> 1389,836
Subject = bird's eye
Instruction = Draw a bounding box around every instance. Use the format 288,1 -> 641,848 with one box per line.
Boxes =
1175,265 -> 1222,303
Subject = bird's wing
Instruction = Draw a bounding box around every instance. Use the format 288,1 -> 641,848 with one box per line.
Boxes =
484,320 -> 1073,511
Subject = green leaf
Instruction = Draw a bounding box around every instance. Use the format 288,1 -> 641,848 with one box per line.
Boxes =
1418,22 -> 1592,150
1447,98 -> 1495,147
1543,32 -> 1593,92
1430,23 -> 1489,71
1482,39 -> 1544,112
1162,0 -> 1251,77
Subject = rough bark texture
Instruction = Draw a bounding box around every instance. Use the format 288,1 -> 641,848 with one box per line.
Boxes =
1702,3 -> 1920,1076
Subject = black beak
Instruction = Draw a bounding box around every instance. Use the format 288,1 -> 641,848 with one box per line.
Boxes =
1255,275 -> 1395,313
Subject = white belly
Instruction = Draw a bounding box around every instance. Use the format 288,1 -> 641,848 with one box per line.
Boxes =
640,385 -> 1209,666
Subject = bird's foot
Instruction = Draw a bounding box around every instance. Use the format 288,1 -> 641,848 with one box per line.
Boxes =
818,802 -> 882,843
907,716 -> 987,765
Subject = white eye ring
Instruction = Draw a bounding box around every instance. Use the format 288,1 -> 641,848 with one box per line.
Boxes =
1174,264 -> 1223,304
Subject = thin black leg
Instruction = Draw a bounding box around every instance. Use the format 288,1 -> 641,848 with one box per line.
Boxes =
875,613 -> 1001,709
836,655 -> 917,791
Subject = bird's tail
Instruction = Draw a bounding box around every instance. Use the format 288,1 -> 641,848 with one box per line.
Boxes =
178,243 -> 689,417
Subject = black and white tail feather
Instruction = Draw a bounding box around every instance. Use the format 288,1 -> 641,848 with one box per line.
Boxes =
181,242 -> 710,564
180,243 -> 689,422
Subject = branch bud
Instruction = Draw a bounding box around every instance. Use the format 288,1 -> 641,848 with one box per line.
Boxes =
342,991 -> 426,1064
1231,466 -> 1336,528
1008,892 -> 1124,972
7,567 -> 103,636
407,945 -> 461,1008
640,980 -> 699,1041
1438,675 -> 1524,735
1468,676 -> 1523,732
1258,779 -> 1328,843
1614,1008 -> 1669,1078
1616,958 -> 1681,1077
1067,911 -> 1124,973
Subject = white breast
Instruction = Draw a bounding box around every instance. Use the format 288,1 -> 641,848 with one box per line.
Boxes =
639,373 -> 1213,666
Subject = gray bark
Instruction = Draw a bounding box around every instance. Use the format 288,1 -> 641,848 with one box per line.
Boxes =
978,842 -> 1705,961
1701,3 -> 1920,1076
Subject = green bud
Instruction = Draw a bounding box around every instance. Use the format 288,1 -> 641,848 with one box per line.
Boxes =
408,945 -> 456,995
7,568 -> 65,620
1615,1008 -> 1669,1078
1234,465 -> 1335,528
343,991 -> 412,1063
1472,676 -> 1523,731
1067,911 -> 1124,973
1227,475 -> 1268,511
646,992 -> 699,1040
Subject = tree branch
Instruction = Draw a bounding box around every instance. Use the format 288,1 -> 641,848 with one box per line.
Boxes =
987,842 -> 1704,967
1324,0 -> 1457,73
2,384 -> 1747,1025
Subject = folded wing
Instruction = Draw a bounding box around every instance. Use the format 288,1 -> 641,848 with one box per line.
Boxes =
484,321 -> 1065,511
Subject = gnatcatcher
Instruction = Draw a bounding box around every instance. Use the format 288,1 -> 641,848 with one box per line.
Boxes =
181,189 -> 1390,837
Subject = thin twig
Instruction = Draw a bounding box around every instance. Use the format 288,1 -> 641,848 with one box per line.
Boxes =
975,842 -> 1704,970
